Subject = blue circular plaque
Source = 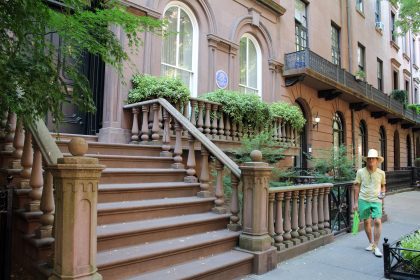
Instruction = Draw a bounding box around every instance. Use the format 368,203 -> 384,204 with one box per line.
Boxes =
215,70 -> 228,89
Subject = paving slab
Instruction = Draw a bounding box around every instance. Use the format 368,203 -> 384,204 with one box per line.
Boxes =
243,190 -> 420,280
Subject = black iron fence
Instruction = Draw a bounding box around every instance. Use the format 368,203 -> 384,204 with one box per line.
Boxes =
384,231 -> 420,279
0,176 -> 13,280
329,182 -> 353,235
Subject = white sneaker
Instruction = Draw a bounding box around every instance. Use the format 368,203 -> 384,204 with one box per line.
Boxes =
373,246 -> 383,257
365,243 -> 374,251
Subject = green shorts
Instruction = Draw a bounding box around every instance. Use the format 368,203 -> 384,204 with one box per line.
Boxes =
358,199 -> 382,220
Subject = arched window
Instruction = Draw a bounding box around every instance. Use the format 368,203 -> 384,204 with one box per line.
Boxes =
161,2 -> 198,96
407,134 -> 412,167
333,112 -> 345,152
394,130 -> 400,170
358,120 -> 368,168
379,126 -> 387,170
239,34 -> 262,96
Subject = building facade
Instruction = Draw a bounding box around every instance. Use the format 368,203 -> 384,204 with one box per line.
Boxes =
91,0 -> 420,170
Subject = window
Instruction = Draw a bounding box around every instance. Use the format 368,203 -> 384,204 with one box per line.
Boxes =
377,58 -> 383,91
356,0 -> 364,13
391,12 -> 396,42
375,0 -> 381,22
331,24 -> 341,66
402,33 -> 408,54
295,0 -> 308,51
407,135 -> 412,167
415,87 -> 419,103
394,130 -> 400,170
358,121 -> 368,168
239,34 -> 261,96
333,112 -> 344,153
379,126 -> 387,170
161,3 -> 198,96
357,43 -> 366,72
405,80 -> 410,98
413,38 -> 417,64
393,70 -> 399,90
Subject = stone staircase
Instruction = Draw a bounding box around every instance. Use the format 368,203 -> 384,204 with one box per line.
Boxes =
56,135 -> 254,279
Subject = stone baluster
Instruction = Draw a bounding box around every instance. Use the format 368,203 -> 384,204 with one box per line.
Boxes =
318,188 -> 325,233
278,119 -> 283,142
324,187 -> 331,233
273,120 -> 278,141
11,119 -> 24,169
184,132 -> 197,183
218,111 -> 225,140
171,120 -> 184,169
151,104 -> 160,142
20,130 -> 33,189
239,150 -> 276,274
198,147 -> 210,197
140,105 -> 150,142
211,104 -> 219,139
0,111 -> 7,138
160,109 -> 172,157
148,103 -> 154,131
158,105 -> 163,129
212,159 -> 226,214
305,189 -> 314,239
26,143 -> 43,212
228,175 -> 241,231
312,188 -> 320,237
281,121 -> 286,143
298,190 -> 307,242
48,138 -> 104,280
183,102 -> 189,119
190,100 -> 197,127
204,103 -> 211,137
197,101 -> 204,132
130,108 -> 140,144
36,170 -> 54,239
283,191 -> 293,248
268,193 -> 275,242
274,192 -> 286,250
224,116 -> 231,141
238,122 -> 243,141
291,190 -> 301,245
3,111 -> 16,152
231,122 -> 238,142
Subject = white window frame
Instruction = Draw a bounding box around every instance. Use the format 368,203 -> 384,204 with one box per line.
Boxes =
239,33 -> 262,97
162,1 -> 199,97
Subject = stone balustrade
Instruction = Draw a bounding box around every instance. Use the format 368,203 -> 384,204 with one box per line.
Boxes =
268,183 -> 333,251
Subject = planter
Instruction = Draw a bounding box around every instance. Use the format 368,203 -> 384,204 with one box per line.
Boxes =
384,230 -> 420,279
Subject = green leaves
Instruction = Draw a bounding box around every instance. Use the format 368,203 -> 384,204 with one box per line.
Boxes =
389,0 -> 420,35
391,90 -> 408,107
270,102 -> 306,130
128,74 -> 190,105
400,230 -> 420,269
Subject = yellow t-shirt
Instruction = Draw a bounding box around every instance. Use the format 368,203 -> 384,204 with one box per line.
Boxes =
354,167 -> 386,203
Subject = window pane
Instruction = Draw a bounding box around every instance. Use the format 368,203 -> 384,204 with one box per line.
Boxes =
248,39 -> 258,89
162,7 -> 178,66
295,0 -> 307,26
178,9 -> 193,70
239,38 -> 247,86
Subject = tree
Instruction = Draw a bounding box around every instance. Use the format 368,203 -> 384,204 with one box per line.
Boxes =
0,0 -> 162,125
390,0 -> 420,34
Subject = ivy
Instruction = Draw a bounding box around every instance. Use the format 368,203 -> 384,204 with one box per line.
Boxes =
391,90 -> 408,107
400,231 -> 420,269
408,104 -> 420,114
270,102 -> 306,131
202,90 -> 272,129
128,74 -> 190,105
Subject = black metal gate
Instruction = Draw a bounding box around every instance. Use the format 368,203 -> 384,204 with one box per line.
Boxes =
329,182 -> 352,235
0,176 -> 13,280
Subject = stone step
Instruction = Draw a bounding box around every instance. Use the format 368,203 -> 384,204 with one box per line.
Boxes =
127,250 -> 254,280
97,212 -> 231,250
100,168 -> 186,184
98,182 -> 201,203
97,196 -> 215,225
51,133 -> 98,143
63,153 -> 174,169
56,141 -> 163,157
97,229 -> 241,279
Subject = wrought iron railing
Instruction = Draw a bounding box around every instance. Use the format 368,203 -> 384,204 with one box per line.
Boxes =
329,182 -> 353,235
284,49 -> 419,124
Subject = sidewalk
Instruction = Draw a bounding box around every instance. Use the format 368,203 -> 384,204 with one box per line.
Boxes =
244,190 -> 420,280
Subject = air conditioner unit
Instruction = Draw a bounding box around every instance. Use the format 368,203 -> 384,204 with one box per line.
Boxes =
375,22 -> 384,31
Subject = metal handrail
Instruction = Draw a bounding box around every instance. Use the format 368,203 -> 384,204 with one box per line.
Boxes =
124,98 -> 241,178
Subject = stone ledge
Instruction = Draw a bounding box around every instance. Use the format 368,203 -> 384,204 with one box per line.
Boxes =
276,233 -> 334,263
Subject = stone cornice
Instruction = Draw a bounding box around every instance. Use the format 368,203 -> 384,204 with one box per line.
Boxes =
207,34 -> 239,55
268,59 -> 283,72
121,1 -> 161,19
403,69 -> 411,77
256,0 -> 286,16
391,58 -> 401,68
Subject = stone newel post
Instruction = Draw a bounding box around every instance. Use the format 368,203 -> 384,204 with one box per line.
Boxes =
238,150 -> 277,274
48,138 -> 104,280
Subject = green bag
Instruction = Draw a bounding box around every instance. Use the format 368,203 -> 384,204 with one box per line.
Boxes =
352,211 -> 360,235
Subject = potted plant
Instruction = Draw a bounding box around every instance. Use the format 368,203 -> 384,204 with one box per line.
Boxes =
355,70 -> 366,81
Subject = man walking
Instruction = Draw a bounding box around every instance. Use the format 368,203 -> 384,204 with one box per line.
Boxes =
353,149 -> 386,257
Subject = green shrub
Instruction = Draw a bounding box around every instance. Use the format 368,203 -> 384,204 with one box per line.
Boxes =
127,74 -> 190,104
270,102 -> 306,131
310,145 -> 355,182
400,230 -> 420,269
202,90 -> 272,129
408,104 -> 420,114
391,89 -> 408,107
